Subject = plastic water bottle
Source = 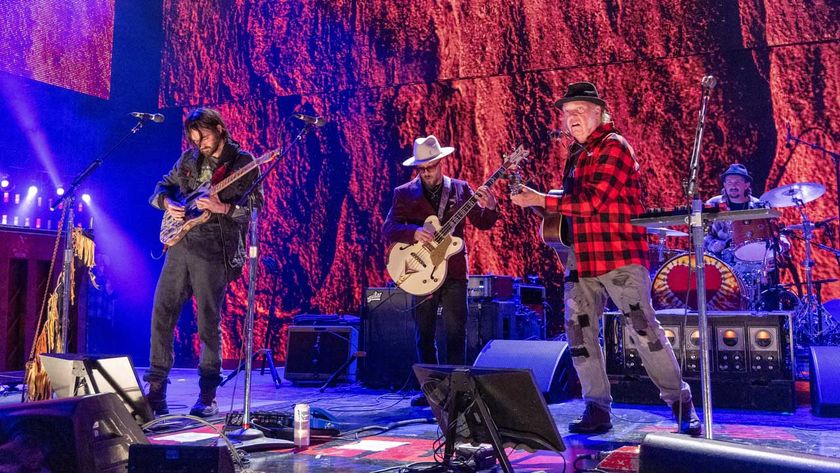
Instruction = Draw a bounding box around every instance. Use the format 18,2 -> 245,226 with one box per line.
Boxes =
294,403 -> 310,447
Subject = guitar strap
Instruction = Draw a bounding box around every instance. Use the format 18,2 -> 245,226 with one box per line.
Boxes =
436,176 -> 452,220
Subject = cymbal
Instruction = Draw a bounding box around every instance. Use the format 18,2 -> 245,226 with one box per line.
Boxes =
760,182 -> 825,208
647,227 -> 688,237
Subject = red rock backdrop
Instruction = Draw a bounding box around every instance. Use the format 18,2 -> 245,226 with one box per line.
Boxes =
158,0 -> 839,362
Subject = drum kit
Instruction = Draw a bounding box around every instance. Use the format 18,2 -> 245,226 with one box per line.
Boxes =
642,181 -> 840,347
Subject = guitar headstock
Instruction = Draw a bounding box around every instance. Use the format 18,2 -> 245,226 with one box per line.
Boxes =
502,145 -> 530,169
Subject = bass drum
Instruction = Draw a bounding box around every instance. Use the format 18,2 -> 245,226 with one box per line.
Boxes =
652,254 -> 746,311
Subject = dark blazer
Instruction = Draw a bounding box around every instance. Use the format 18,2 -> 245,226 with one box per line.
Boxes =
383,176 -> 499,281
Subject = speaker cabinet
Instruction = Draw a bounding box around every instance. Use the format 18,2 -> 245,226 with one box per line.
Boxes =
128,444 -> 235,473
810,346 -> 840,417
40,353 -> 153,424
639,432 -> 840,473
473,339 -> 579,403
284,325 -> 357,383
0,392 -> 148,473
361,287 -> 418,389
606,311 -> 795,411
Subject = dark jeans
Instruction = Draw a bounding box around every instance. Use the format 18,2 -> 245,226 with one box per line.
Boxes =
415,279 -> 468,365
143,236 -> 228,386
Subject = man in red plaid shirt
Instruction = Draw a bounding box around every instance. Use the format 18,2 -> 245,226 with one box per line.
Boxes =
512,82 -> 700,436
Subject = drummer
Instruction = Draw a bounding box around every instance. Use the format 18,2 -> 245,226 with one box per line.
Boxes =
704,163 -> 762,259
704,163 -> 790,303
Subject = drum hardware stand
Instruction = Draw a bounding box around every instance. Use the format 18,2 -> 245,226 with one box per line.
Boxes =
788,206 -> 839,346
682,75 -> 717,439
50,117 -> 152,352
224,118 -> 317,450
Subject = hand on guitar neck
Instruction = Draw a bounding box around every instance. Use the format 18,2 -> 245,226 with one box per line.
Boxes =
508,169 -> 548,210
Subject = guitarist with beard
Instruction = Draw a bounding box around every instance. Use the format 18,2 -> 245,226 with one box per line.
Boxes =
144,108 -> 263,418
383,135 -> 498,406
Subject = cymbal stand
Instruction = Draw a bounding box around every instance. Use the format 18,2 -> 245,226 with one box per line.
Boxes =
791,200 -> 834,346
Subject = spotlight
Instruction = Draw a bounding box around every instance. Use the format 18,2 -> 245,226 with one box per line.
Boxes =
0,178 -> 8,189
56,187 -> 65,196
81,193 -> 91,204
27,185 -> 38,197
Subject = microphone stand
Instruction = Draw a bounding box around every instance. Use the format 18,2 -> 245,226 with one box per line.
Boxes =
51,117 -> 150,353
224,120 -> 316,451
684,75 -> 716,439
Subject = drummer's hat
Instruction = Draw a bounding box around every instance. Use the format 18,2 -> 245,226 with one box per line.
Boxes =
720,163 -> 752,183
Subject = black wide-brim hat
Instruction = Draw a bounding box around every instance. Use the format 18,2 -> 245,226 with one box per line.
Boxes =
720,163 -> 753,183
554,82 -> 607,108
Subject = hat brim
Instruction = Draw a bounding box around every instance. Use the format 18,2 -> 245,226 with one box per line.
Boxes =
554,96 -> 606,108
720,171 -> 752,183
402,146 -> 455,167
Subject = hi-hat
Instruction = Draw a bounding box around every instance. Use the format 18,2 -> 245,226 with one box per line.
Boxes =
647,227 -> 688,237
760,182 -> 825,208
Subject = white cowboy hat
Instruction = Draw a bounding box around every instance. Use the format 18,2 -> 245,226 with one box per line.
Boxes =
401,135 -> 455,167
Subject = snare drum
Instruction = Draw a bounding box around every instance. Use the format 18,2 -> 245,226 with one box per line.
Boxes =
732,219 -> 772,262
652,254 -> 745,311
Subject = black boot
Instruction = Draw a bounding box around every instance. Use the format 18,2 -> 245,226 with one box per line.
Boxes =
146,379 -> 169,416
672,399 -> 702,437
190,376 -> 220,418
568,402 -> 612,434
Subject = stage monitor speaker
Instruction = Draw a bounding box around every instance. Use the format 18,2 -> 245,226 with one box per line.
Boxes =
284,325 -> 358,383
472,339 -> 579,403
810,346 -> 840,417
639,432 -> 840,473
0,392 -> 148,473
361,287 -> 418,389
40,353 -> 153,424
128,444 -> 235,473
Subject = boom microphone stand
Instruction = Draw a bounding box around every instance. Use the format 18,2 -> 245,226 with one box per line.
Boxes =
225,118 -> 318,450
785,125 -> 840,268
51,116 -> 154,352
683,75 -> 717,439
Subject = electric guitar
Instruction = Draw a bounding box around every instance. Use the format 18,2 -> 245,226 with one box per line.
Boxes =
159,148 -> 279,247
386,145 -> 529,296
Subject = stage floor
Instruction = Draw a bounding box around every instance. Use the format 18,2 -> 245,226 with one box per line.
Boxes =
2,367 -> 840,472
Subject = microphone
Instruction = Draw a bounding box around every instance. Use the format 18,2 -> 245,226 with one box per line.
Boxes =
784,122 -> 794,149
130,112 -> 165,123
291,113 -> 326,127
701,75 -> 717,90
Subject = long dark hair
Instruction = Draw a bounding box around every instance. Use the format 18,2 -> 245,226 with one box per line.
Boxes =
184,108 -> 237,146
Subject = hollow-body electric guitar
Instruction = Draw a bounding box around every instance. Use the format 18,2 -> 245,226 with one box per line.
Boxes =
159,148 -> 279,247
386,145 -> 529,296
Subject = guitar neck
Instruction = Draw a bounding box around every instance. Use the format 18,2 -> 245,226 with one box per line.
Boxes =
436,165 -> 508,238
209,149 -> 277,196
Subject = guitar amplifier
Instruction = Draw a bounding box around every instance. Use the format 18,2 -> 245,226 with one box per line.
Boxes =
361,287 -> 419,388
284,326 -> 357,383
467,275 -> 514,300
605,310 -> 796,411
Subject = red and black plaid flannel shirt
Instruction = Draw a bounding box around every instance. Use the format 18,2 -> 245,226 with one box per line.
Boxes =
545,123 -> 649,278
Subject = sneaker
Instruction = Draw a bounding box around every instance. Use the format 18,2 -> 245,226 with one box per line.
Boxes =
189,382 -> 219,418
569,402 -> 612,434
189,397 -> 219,418
672,400 -> 701,436
410,393 -> 429,407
